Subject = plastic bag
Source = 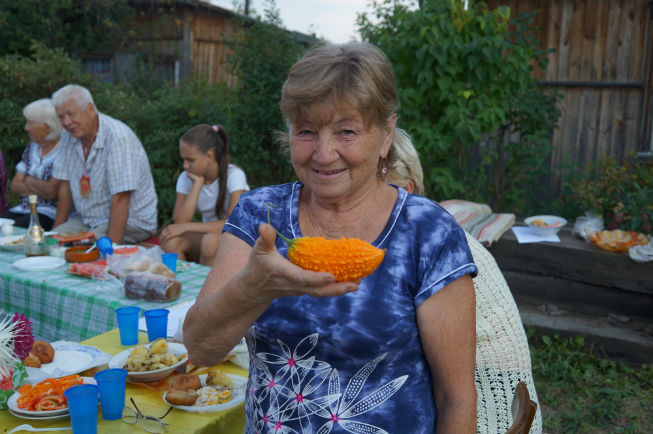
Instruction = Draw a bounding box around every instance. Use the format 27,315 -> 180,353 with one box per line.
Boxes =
572,212 -> 604,240
108,246 -> 175,279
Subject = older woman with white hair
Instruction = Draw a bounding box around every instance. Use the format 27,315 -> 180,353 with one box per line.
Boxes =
0,98 -> 63,230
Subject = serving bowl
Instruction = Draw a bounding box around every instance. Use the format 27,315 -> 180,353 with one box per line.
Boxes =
108,342 -> 188,381
524,215 -> 567,236
65,245 -> 100,263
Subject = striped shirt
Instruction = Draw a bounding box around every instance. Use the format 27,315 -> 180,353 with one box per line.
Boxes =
53,112 -> 157,233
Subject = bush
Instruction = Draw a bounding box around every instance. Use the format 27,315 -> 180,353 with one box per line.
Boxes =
358,0 -> 560,212
554,155 -> 653,234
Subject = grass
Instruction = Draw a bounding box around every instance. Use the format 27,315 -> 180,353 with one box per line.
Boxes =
528,330 -> 653,433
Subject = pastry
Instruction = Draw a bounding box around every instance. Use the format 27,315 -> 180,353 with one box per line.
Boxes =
31,341 -> 55,364
170,375 -> 201,391
166,388 -> 198,406
24,353 -> 41,368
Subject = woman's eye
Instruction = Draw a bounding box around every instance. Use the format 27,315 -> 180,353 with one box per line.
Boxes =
339,129 -> 356,137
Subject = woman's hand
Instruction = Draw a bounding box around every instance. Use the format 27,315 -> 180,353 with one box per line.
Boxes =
237,223 -> 359,304
160,223 -> 189,243
186,171 -> 205,185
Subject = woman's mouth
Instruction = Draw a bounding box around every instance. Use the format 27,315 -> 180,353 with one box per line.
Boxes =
314,168 -> 346,176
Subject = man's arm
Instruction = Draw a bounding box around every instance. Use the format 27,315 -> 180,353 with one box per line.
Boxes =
53,181 -> 73,227
24,176 -> 60,201
106,191 -> 132,244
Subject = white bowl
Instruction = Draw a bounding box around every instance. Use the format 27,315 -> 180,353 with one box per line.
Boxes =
524,215 -> 567,236
108,342 -> 188,382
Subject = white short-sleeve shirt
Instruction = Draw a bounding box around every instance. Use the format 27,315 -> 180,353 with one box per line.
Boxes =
175,164 -> 249,222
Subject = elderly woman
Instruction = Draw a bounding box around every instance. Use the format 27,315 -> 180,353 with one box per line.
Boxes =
184,42 -> 478,433
384,130 -> 542,433
0,99 -> 62,230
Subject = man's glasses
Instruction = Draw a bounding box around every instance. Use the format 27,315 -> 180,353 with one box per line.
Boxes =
122,397 -> 173,433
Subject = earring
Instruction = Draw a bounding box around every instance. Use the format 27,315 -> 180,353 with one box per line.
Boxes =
378,158 -> 388,179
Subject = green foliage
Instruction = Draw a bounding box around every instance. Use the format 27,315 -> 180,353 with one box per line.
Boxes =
227,0 -> 307,188
0,0 -> 132,56
529,331 -> 653,432
0,43 -> 93,172
554,156 -> 653,234
358,0 -> 560,212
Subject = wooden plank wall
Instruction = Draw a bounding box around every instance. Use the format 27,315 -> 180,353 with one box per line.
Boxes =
482,0 -> 652,197
191,13 -> 235,85
129,7 -> 237,85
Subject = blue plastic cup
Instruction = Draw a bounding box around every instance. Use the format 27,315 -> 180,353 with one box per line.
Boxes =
161,253 -> 178,273
144,308 -> 169,342
115,306 -> 140,345
94,368 -> 127,420
64,384 -> 99,434
96,236 -> 113,256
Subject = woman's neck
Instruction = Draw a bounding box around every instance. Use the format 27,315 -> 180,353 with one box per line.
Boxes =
299,182 -> 396,242
39,138 -> 60,156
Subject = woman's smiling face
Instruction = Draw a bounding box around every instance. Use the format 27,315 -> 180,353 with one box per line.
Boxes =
289,104 -> 395,203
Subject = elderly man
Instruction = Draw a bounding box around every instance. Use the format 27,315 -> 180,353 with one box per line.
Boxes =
51,84 -> 157,244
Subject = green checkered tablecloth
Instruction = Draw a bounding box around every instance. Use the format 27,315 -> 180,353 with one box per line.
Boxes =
0,248 -> 209,342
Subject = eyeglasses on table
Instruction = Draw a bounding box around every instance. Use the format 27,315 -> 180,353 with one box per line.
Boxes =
122,397 -> 173,433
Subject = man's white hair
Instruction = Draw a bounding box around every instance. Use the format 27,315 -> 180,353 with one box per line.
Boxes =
51,84 -> 95,111
23,98 -> 63,141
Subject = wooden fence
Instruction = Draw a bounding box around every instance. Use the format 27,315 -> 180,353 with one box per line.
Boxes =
483,0 -> 652,196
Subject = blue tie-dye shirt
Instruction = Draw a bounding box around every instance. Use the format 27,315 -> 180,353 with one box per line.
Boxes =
224,182 -> 477,434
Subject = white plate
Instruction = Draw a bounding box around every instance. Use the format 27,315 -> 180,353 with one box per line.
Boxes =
163,374 -> 247,413
26,342 -> 110,383
12,256 -> 66,271
0,217 -> 15,225
8,407 -> 70,421
108,342 -> 188,382
8,376 -> 96,416
0,235 -> 25,251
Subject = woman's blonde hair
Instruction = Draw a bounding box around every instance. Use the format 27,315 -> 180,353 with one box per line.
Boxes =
280,42 -> 398,128
385,128 -> 424,195
23,99 -> 62,141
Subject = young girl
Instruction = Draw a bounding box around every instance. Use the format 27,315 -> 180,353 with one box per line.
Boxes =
160,124 -> 249,265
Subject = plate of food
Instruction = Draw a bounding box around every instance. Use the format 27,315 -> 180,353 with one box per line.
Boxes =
163,371 -> 247,413
524,215 -> 567,236
0,235 -> 25,252
25,341 -> 111,383
51,231 -> 95,244
108,339 -> 188,382
7,375 -> 96,417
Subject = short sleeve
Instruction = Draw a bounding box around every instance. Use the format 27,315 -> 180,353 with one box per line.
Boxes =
223,193 -> 259,247
226,166 -> 250,194
52,135 -> 73,180
176,172 -> 192,194
413,210 -> 477,307
106,121 -> 142,195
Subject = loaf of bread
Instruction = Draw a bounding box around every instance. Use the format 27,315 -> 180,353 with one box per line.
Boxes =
124,271 -> 181,301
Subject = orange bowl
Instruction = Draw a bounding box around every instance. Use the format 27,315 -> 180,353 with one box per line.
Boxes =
64,245 -> 100,263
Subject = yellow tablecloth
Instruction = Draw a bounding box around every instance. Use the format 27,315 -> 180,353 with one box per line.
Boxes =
0,329 -> 247,434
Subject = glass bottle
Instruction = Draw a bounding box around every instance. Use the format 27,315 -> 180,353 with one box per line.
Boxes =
24,195 -> 47,257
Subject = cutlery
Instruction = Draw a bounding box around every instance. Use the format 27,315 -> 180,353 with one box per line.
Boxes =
8,425 -> 71,433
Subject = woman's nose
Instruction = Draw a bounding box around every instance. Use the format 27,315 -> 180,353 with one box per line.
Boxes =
312,135 -> 338,164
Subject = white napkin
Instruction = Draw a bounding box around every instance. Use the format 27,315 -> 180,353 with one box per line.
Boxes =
511,226 -> 560,244
25,341 -> 112,384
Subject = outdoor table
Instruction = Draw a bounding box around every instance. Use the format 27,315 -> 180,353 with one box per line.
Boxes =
0,328 -> 248,433
0,246 -> 210,342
